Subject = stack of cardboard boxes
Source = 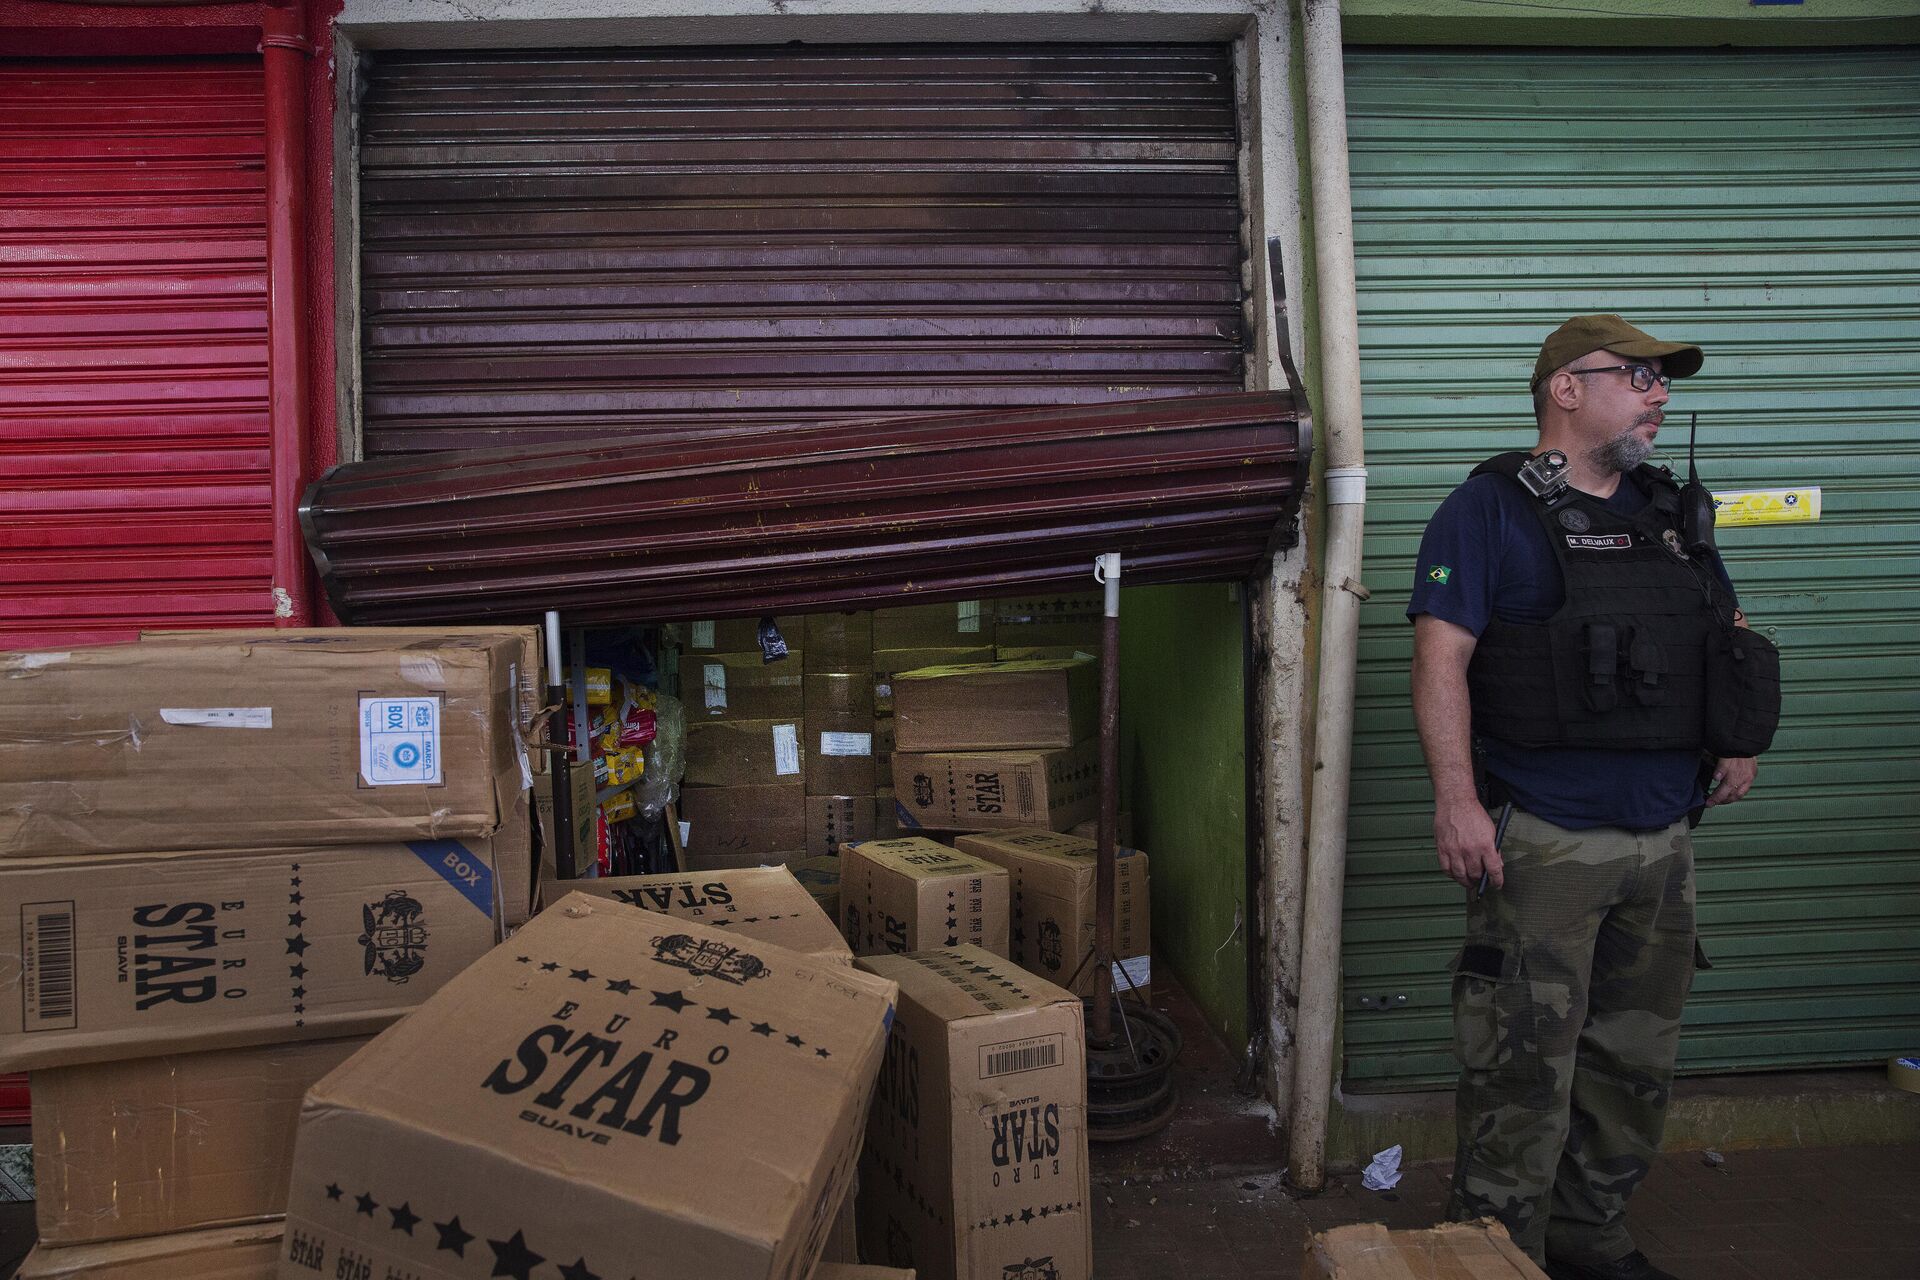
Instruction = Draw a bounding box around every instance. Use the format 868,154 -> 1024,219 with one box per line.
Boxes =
0,630 -> 539,1277
678,616 -> 810,866
804,612 -> 881,860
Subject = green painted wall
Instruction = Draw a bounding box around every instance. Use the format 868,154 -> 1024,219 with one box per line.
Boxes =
1119,582 -> 1250,1050
1340,0 -> 1920,46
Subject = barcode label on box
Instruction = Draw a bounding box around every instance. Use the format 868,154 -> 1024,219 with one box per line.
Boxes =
692,621 -> 716,649
23,900 -> 77,1030
159,706 -> 273,729
703,663 -> 728,710
819,731 -> 872,757
772,723 -> 801,776
957,600 -> 981,633
981,1033 -> 1064,1079
359,695 -> 443,786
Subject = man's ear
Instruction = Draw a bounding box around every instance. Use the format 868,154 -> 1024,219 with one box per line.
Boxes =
1550,369 -> 1582,413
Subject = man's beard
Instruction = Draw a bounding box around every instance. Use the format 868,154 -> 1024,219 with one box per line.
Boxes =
1589,422 -> 1656,474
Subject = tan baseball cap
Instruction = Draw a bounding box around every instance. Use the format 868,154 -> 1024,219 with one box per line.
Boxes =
1531,314 -> 1704,389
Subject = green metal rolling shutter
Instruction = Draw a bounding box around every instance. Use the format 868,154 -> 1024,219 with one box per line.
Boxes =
1340,48 -> 1920,1088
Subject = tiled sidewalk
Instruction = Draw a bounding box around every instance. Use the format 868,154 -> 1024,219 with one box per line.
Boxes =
1092,1142 -> 1920,1279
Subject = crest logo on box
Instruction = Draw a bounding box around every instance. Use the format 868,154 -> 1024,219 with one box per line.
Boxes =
1037,919 -> 1063,972
913,773 -> 935,807
359,890 -> 428,983
649,933 -> 768,985
1004,1260 -> 1060,1280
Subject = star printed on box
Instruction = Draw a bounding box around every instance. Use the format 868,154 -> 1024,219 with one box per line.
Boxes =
750,1021 -> 776,1037
288,911 -> 306,928
325,1183 -> 343,1201
606,978 -> 636,995
488,1230 -> 545,1280
388,1201 -> 420,1235
651,989 -> 694,1013
569,967 -> 595,982
558,1258 -> 602,1280
706,1005 -> 737,1025
539,961 -> 560,972
433,1216 -> 473,1256
515,955 -> 531,964
354,1191 -> 378,1216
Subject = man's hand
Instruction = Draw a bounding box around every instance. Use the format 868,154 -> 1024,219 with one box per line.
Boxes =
1435,797 -> 1503,891
1705,756 -> 1758,807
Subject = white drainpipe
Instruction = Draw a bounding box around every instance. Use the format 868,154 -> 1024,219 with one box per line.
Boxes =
1289,0 -> 1370,1193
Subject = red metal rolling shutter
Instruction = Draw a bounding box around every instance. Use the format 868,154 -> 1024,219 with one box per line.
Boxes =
0,58 -> 275,648
356,44 -> 1245,456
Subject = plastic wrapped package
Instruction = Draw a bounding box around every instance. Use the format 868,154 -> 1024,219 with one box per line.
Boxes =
633,692 -> 685,820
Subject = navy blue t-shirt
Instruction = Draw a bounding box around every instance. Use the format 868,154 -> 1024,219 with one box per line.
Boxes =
1407,471 -> 1736,831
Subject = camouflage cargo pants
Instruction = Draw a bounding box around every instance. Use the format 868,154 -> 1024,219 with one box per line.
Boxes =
1445,808 -> 1699,1265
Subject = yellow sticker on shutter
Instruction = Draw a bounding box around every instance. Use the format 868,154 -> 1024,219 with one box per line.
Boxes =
1713,488 -> 1821,526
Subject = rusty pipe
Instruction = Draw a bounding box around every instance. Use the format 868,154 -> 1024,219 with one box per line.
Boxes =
262,0 -> 314,625
1091,552 -> 1122,1045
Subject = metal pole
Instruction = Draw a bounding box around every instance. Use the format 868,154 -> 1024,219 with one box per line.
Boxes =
261,0 -> 314,625
1092,552 -> 1122,1045
545,611 -> 577,881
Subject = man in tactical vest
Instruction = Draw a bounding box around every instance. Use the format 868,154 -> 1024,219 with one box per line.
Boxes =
1408,315 -> 1778,1280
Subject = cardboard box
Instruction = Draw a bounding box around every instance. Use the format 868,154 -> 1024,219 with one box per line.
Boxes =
31,1036 -> 368,1245
0,842 -> 502,1071
804,613 -> 874,672
872,647 -> 995,714
875,789 -> 903,841
814,1269 -> 913,1280
539,866 -> 851,964
854,947 -> 1090,1280
805,674 -> 878,796
281,894 -> 899,1280
891,741 -> 1099,833
873,715 -> 896,790
840,838 -> 1009,959
679,653 -> 805,722
684,615 -> 806,656
679,783 -> 807,868
686,718 -> 806,787
808,794 -> 877,858
16,1223 -> 284,1280
873,601 -> 993,651
893,659 -> 1097,752
1067,812 -> 1133,846
535,763 -> 598,885
789,856 -> 841,918
952,829 -> 1150,999
494,788 -> 536,929
0,633 -> 525,858
1302,1222 -> 1547,1280
992,594 -> 1102,650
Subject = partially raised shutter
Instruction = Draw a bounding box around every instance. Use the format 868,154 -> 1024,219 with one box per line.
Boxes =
0,59 -> 274,647
354,44 -> 1245,456
1341,48 -> 1920,1087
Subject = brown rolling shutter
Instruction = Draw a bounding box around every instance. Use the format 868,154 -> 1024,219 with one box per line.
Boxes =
355,44 -> 1244,456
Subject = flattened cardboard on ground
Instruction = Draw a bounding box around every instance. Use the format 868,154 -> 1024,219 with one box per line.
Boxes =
281,894 -> 898,1280
31,1036 -> 367,1245
808,794 -> 877,858
840,838 -> 1009,959
680,653 -> 806,722
893,659 -> 1097,753
679,782 -> 807,867
687,717 -> 806,787
873,601 -> 993,650
0,633 -> 524,858
0,841 -> 500,1071
684,615 -> 807,656
804,613 -> 874,672
951,829 -> 1150,999
17,1222 -> 283,1280
1302,1221 -> 1547,1279
891,741 -> 1099,833
855,946 -> 1090,1280
872,647 -> 995,714
539,866 -> 851,964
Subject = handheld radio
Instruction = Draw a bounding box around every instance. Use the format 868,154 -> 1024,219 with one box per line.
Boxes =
1679,412 -> 1718,557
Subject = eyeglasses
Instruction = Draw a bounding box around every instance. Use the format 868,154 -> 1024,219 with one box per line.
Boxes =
1567,363 -> 1670,393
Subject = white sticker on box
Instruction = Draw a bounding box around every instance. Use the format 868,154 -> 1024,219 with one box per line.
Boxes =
692,620 -> 716,649
359,695 -> 443,786
703,662 -> 728,711
772,723 -> 801,776
159,707 -> 273,729
678,820 -> 691,847
875,682 -> 893,700
820,731 -> 872,757
1112,954 -> 1151,992
957,600 -> 981,633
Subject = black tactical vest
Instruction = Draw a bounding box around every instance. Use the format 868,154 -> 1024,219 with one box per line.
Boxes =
1466,452 -> 1733,751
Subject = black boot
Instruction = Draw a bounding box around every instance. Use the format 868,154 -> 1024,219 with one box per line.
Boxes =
1543,1251 -> 1680,1280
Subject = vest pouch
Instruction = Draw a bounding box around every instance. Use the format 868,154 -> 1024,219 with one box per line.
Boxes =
1627,628 -> 1670,706
1582,622 -> 1622,712
1704,626 -> 1782,757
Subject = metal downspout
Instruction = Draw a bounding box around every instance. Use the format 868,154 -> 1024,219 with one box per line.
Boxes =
1289,0 -> 1370,1192
262,0 -> 315,625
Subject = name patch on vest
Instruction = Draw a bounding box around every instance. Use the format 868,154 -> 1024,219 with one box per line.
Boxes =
1564,533 -> 1635,551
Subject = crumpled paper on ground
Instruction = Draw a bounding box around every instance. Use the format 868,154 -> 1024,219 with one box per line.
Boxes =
1362,1143 -> 1404,1191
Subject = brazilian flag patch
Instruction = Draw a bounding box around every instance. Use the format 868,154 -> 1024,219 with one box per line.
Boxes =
1427,565 -> 1452,585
